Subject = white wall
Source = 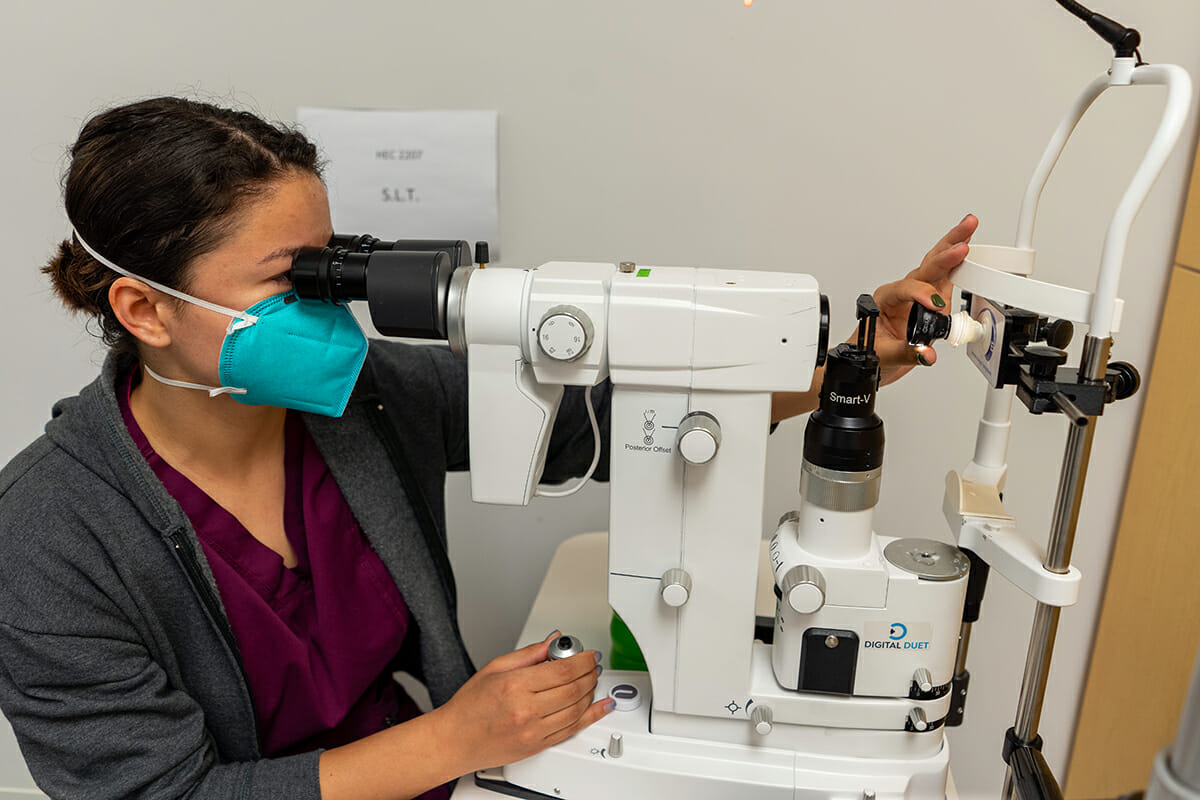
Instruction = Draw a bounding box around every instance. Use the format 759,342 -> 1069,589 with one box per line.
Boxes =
1,1 -> 1198,798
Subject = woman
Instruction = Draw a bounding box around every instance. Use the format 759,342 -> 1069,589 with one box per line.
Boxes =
0,97 -> 976,800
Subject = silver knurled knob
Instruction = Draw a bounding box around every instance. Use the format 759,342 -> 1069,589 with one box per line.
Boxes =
908,707 -> 929,732
660,568 -> 693,608
751,704 -> 774,735
779,565 -> 826,614
676,412 -> 721,465
913,668 -> 933,693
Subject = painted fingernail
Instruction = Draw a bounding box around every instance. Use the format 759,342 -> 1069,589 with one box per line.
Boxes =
917,352 -> 933,367
931,293 -> 946,308
961,213 -> 973,223
596,665 -> 604,677
605,699 -> 617,712
594,650 -> 603,664
546,630 -> 561,640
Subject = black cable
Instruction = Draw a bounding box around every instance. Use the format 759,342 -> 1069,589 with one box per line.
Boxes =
1055,0 -> 1092,23
1051,0 -> 1142,58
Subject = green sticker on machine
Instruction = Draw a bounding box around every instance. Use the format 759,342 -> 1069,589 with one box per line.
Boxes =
636,268 -> 651,278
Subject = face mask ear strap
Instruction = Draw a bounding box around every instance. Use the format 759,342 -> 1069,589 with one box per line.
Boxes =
71,228 -> 259,327
143,365 -> 247,397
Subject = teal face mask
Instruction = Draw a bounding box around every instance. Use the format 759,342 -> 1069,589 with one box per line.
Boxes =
74,230 -> 368,417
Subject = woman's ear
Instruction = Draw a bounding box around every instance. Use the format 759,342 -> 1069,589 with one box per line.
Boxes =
108,277 -> 174,349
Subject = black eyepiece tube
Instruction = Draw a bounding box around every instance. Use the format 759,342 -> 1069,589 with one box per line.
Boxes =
365,250 -> 454,339
326,234 -> 472,269
327,234 -> 382,253
290,246 -> 455,340
291,247 -> 369,303
385,239 -> 471,270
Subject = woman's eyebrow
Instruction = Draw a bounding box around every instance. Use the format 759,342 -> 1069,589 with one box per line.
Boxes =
258,245 -> 305,264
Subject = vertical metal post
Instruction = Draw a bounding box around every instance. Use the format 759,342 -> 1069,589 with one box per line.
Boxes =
1002,336 -> 1110,798
1169,645 -> 1200,790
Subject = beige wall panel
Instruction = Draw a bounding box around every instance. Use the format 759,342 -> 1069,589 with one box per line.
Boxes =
1065,264 -> 1200,798
1178,147 -> 1200,270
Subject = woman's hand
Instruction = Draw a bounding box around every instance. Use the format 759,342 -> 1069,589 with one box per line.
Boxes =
873,213 -> 978,386
770,213 -> 978,423
431,632 -> 612,773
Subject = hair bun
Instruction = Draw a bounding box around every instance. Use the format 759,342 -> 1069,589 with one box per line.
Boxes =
42,236 -> 111,315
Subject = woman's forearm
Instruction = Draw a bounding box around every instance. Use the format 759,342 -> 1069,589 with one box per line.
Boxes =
771,365 -> 824,424
318,706 -> 467,800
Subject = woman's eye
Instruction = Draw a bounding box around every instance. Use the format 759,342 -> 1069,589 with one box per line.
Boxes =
272,272 -> 293,284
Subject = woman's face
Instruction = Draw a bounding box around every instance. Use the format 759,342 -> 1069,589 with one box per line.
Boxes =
159,171 -> 334,387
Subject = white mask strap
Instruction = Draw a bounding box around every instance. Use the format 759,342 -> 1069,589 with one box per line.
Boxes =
72,228 -> 258,332
143,365 -> 247,398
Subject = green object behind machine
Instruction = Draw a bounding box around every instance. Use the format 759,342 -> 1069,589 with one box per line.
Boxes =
609,611 -> 648,671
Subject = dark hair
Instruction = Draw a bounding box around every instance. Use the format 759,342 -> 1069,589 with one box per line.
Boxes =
43,97 -> 322,356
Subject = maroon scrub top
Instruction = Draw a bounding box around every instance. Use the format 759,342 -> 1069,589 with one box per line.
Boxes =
121,369 -> 451,798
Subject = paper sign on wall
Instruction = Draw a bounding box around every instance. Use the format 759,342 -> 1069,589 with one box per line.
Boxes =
297,108 -> 499,257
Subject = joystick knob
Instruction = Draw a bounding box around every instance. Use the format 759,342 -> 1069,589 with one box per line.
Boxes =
546,634 -> 585,660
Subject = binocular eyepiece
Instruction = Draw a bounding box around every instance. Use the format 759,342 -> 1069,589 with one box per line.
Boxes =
290,237 -> 474,340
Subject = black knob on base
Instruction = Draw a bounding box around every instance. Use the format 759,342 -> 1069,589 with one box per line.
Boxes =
1108,361 -> 1141,401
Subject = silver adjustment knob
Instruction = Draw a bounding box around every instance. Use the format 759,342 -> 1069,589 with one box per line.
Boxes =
546,635 -> 585,660
913,668 -> 934,694
608,733 -> 624,758
908,707 -> 929,732
537,305 -> 593,362
660,568 -> 692,608
676,412 -> 721,465
750,704 -> 774,735
780,565 -> 826,614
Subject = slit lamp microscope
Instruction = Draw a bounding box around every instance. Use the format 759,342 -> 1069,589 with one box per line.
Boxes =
290,4 -> 1193,797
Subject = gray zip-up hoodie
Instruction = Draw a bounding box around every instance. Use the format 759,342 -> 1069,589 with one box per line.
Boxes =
0,340 -> 610,800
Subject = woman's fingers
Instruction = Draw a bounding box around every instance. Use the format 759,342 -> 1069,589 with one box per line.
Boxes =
525,650 -> 600,693
875,277 -> 949,316
542,697 -> 614,745
874,336 -> 936,369
534,665 -> 601,717
911,214 -> 978,285
480,631 -> 560,674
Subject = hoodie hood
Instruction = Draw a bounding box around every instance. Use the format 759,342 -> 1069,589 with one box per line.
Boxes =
39,351 -> 189,538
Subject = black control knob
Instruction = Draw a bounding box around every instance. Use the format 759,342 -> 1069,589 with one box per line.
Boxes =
1024,345 -> 1068,380
474,241 -> 490,266
1108,361 -> 1141,401
1040,319 -> 1074,349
